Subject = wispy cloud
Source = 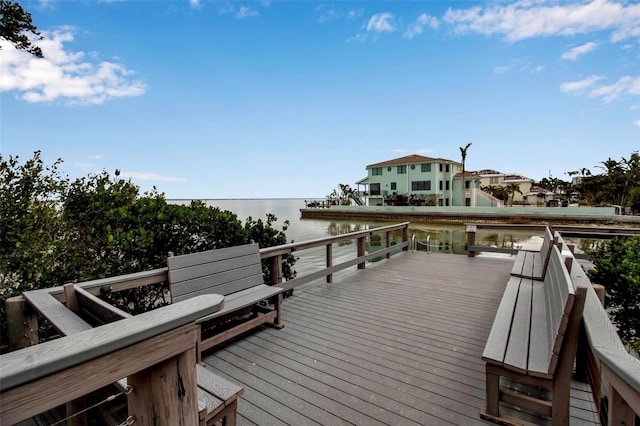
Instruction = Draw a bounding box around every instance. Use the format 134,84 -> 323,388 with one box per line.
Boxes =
236,6 -> 258,19
634,120 -> 640,127
562,42 -> 599,60
494,58 -> 544,75
121,172 -> 188,183
403,13 -> 439,39
316,4 -> 362,23
188,0 -> 200,8
560,75 -> 604,92
367,13 -> 396,33
561,75 -> 639,103
443,0 -> 640,43
0,28 -> 145,105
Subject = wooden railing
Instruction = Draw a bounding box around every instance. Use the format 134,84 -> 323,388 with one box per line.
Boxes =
465,224 -> 640,425
0,295 -> 224,425
259,221 -> 410,291
7,222 -> 410,349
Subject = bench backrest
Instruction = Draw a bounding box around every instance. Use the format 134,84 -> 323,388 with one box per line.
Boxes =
538,245 -> 576,375
538,226 -> 555,278
168,243 -> 264,304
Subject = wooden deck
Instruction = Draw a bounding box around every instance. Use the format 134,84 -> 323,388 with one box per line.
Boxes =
203,251 -> 601,426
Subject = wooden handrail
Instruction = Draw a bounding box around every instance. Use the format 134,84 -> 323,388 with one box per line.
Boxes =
259,222 -> 410,289
565,242 -> 640,424
0,294 -> 223,424
1,294 -> 223,391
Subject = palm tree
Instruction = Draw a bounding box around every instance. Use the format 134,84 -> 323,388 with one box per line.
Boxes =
459,142 -> 472,204
505,183 -> 522,206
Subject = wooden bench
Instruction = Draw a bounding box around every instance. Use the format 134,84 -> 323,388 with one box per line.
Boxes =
510,226 -> 555,280
22,287 -> 243,426
481,245 -> 587,426
168,243 -> 285,360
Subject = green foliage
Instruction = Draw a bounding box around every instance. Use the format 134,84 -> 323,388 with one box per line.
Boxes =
588,236 -> 640,353
0,0 -> 43,57
569,151 -> 640,210
1,151 -> 296,344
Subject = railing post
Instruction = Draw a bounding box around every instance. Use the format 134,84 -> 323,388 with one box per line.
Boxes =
402,225 -> 408,251
270,255 -> 282,285
357,236 -> 366,269
6,296 -> 37,350
466,225 -> 477,257
385,231 -> 391,259
326,244 -> 333,283
127,329 -> 199,425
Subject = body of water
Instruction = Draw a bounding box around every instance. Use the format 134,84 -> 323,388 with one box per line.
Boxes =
199,198 -> 546,251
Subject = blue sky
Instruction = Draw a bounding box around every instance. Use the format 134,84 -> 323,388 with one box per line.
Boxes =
1,0 -> 639,199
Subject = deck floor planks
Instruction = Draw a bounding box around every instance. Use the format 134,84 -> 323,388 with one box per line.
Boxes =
203,251 -> 600,426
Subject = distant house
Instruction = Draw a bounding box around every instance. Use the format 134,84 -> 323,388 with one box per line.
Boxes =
356,154 -> 500,207
472,170 -> 535,205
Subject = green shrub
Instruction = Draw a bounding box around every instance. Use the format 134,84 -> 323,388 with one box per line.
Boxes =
588,236 -> 640,353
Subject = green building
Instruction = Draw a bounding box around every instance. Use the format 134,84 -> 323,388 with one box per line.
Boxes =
356,154 -> 500,207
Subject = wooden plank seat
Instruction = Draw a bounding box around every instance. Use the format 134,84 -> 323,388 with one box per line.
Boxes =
510,226 -> 555,280
482,245 -> 587,426
167,243 -> 285,360
22,287 -> 243,426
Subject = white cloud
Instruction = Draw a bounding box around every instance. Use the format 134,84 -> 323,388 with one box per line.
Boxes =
494,58 -> 544,75
417,148 -> 434,154
560,75 -> 604,92
121,172 -> 188,183
0,28 -> 145,105
589,75 -> 640,103
561,74 -> 639,103
236,6 -> 258,19
562,42 -> 599,60
403,13 -> 439,39
634,119 -> 640,127
367,13 -> 396,33
443,0 -> 640,43
316,5 -> 362,23
189,0 -> 200,8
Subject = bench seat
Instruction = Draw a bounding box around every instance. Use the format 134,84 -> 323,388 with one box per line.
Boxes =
168,243 -> 285,359
482,245 -> 587,426
510,226 -> 555,280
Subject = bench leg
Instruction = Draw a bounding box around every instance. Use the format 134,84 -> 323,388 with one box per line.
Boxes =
272,293 -> 284,329
485,365 -> 500,417
551,376 -> 571,426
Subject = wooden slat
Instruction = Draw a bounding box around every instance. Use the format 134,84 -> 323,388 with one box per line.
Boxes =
74,284 -> 131,324
169,243 -> 259,270
481,276 -> 521,365
23,289 -> 93,336
196,364 -> 244,403
528,279 -> 552,377
503,279 -> 533,374
185,285 -> 282,319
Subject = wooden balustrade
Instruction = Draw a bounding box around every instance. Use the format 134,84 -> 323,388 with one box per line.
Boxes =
0,295 -> 223,425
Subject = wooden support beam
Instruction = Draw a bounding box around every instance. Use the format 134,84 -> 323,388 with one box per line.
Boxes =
326,244 -> 333,283
6,296 -> 37,350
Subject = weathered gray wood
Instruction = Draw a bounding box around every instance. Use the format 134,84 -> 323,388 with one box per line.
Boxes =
0,294 -> 223,391
503,279 -> 532,374
74,284 -> 132,324
196,364 -> 244,403
482,244 -> 589,424
528,279 -> 552,377
23,289 -> 93,336
195,284 -> 282,324
510,226 -> 554,280
202,251 -> 597,426
482,277 -> 521,366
